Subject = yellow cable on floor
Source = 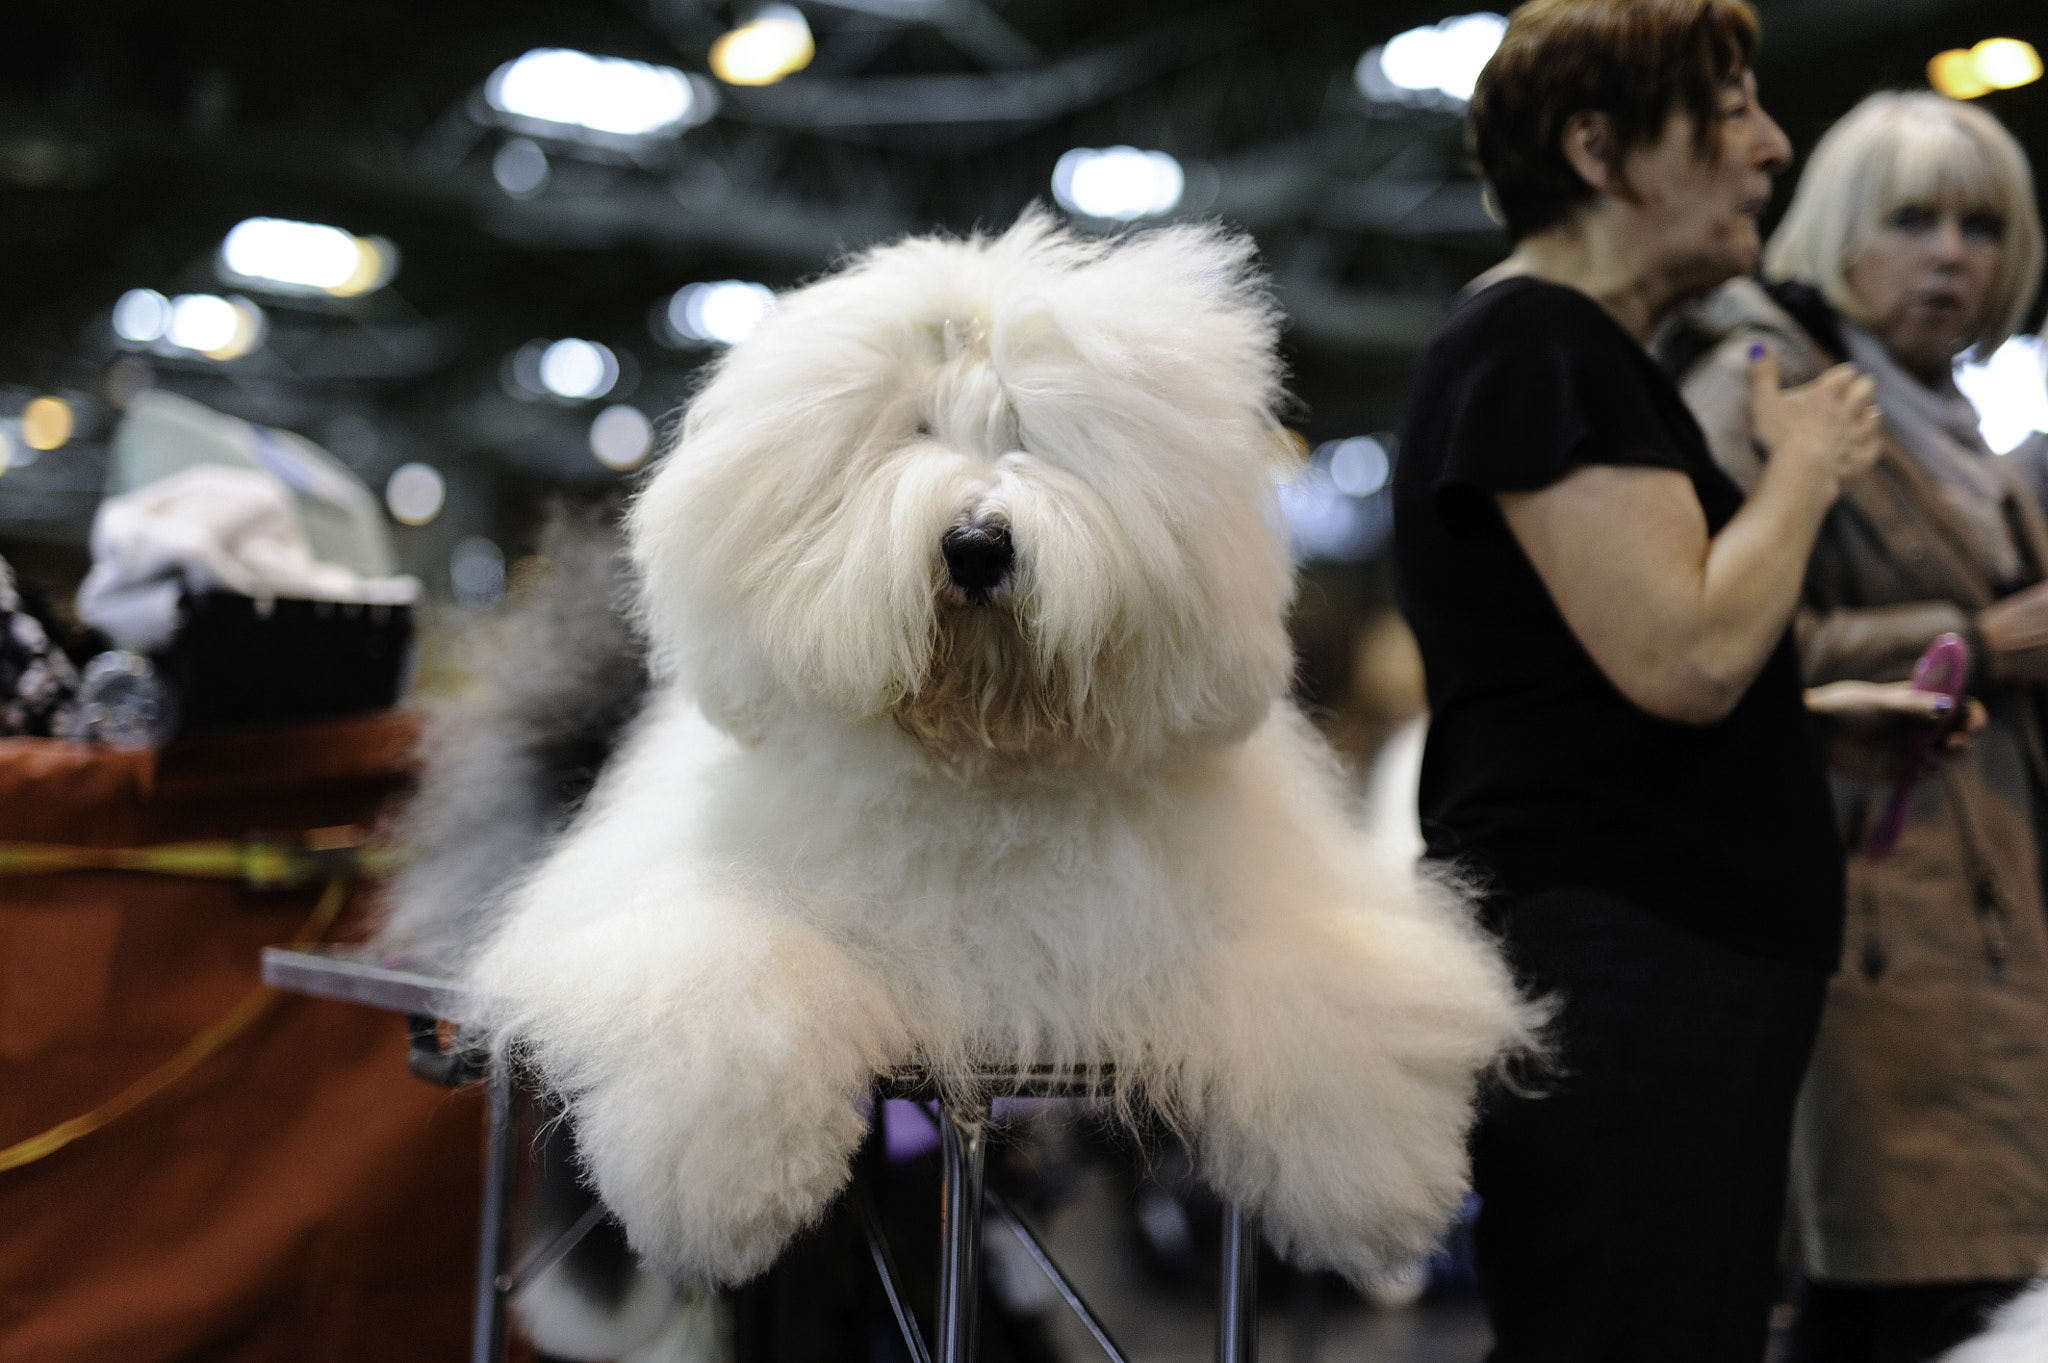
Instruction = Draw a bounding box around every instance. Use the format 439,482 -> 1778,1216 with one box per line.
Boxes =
0,875 -> 351,1173
0,839 -> 248,877
0,829 -> 391,886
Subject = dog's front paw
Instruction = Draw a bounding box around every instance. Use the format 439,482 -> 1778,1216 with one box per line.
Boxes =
575,1069 -> 874,1285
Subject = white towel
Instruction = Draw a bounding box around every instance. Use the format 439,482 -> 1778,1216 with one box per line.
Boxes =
76,465 -> 420,649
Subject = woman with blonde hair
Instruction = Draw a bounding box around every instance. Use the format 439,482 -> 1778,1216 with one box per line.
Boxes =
1673,91 -> 2048,1362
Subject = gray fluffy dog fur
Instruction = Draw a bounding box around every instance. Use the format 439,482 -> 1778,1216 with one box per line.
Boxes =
379,504 -> 646,975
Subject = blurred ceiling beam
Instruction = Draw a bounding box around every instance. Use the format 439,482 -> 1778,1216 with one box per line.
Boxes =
717,8 -> 1249,131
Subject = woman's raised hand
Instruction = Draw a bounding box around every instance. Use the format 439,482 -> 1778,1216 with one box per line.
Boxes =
1749,345 -> 1883,494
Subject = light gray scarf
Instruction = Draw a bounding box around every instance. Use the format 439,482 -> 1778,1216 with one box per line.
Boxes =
1840,321 -> 2021,584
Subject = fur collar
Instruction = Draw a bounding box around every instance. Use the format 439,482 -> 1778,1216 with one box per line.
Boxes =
1655,276 -> 1841,387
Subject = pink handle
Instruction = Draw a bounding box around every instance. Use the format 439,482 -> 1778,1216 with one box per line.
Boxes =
1865,632 -> 1970,861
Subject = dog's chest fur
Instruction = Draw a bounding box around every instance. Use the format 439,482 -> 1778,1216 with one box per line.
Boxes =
662,700 -> 1250,1016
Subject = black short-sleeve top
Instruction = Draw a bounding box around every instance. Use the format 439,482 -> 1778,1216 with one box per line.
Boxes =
1392,277 -> 1843,969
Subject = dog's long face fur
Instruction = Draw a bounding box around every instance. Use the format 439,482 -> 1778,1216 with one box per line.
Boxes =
629,214 -> 1296,777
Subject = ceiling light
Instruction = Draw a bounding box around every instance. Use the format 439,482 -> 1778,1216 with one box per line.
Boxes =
112,289 -> 171,343
590,404 -> 656,470
1929,38 -> 2043,99
1974,38 -> 2044,89
385,463 -> 446,526
1358,12 -> 1507,106
487,47 -> 702,136
1956,334 -> 2048,455
710,5 -> 815,87
165,294 -> 265,360
1052,147 -> 1185,222
538,339 -> 619,400
1928,50 -> 1994,100
664,280 -> 776,346
219,217 -> 396,297
21,396 -> 74,452
114,288 -> 264,360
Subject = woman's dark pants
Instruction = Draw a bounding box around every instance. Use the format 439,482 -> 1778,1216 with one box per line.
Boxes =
1472,889 -> 1828,1363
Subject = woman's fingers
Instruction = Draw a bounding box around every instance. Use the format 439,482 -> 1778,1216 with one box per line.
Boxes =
1754,354 -> 1885,484
1803,679 -> 1960,720
1815,367 -> 1882,477
1747,340 -> 1783,418
1941,700 -> 1990,751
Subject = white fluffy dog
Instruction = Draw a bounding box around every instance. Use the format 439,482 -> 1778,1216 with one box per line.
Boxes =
466,212 -> 1532,1288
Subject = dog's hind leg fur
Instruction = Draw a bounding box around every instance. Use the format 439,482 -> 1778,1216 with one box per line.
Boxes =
1172,711 -> 1526,1282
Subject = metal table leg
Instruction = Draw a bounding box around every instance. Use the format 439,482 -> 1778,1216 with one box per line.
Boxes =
937,1097 -> 990,1363
471,1062 -> 517,1363
1217,1202 -> 1258,1363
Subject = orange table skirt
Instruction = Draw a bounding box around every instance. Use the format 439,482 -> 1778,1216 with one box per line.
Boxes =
0,714 -> 490,1363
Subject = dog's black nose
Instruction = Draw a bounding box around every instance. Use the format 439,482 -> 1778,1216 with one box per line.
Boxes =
941,523 -> 1014,602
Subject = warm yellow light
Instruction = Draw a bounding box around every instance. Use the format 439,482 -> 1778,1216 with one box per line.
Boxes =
328,238 -> 387,297
1930,48 -> 1994,99
1974,38 -> 2043,90
202,300 -> 265,361
709,6 -> 814,86
21,396 -> 74,451
1929,38 -> 2042,99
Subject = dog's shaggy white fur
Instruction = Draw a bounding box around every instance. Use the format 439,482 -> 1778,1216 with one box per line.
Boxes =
1943,1275 -> 2048,1362
466,212 -> 1533,1288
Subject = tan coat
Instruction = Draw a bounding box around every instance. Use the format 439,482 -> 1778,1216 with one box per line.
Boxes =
1680,279 -> 2048,1283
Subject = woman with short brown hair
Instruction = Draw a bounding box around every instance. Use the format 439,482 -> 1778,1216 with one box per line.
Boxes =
1394,0 -> 1900,1356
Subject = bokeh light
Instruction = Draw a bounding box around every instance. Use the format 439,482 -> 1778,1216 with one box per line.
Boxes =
385,462 -> 446,525
664,281 -> 775,346
538,339 -> 619,400
1326,436 -> 1391,497
487,48 -> 700,136
1051,147 -> 1185,221
1357,12 -> 1507,106
1957,335 -> 2048,455
220,217 -> 393,297
590,404 -> 655,470
21,397 -> 73,452
165,294 -> 265,360
1928,39 -> 2042,100
710,6 -> 815,87
493,138 -> 550,198
450,535 -> 507,608
112,288 -> 170,344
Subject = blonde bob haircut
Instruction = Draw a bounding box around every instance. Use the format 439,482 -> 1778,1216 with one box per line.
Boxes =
1764,91 -> 2043,362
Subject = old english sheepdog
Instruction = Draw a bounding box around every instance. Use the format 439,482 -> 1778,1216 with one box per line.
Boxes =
458,212 -> 1533,1291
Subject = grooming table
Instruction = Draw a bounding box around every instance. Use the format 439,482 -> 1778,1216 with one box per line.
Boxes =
262,944 -> 1261,1363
